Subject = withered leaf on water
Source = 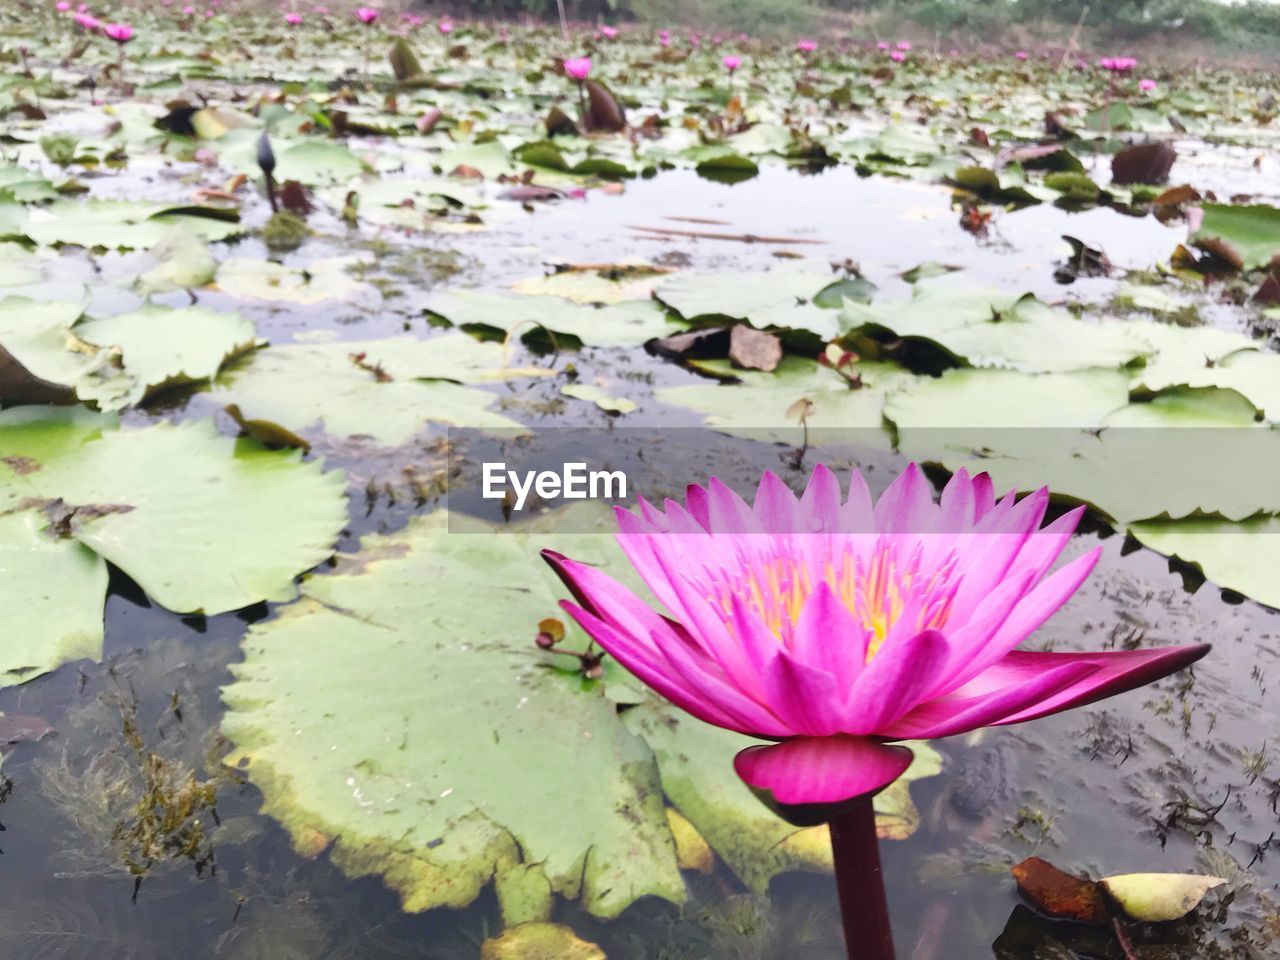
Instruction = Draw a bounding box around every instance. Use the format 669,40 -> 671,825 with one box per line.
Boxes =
1100,873 -> 1228,923
583,80 -> 626,134
648,327 -> 729,361
1252,273 -> 1280,304
545,106 -> 579,137
1011,857 -> 1109,925
278,180 -> 311,216
728,325 -> 783,372
1111,141 -> 1177,185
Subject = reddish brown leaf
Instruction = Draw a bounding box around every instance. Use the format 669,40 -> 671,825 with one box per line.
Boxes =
1044,110 -> 1077,139
583,79 -> 626,133
729,325 -> 782,372
1253,273 -> 1280,304
278,179 -> 311,216
1194,237 -> 1245,272
1111,142 -> 1177,185
1153,184 -> 1201,206
449,164 -> 485,180
1012,857 -> 1109,925
649,327 -> 729,360
545,106 -> 579,137
968,127 -> 990,147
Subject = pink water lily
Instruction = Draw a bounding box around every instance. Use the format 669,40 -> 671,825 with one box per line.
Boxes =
890,50 -> 906,62
354,6 -> 378,24
438,18 -> 452,34
73,10 -> 99,29
562,56 -> 592,80
56,1 -> 71,11
1140,77 -> 1158,92
796,39 -> 818,53
283,11 -> 302,25
1015,50 -> 1029,60
722,54 -> 741,73
543,464 -> 1209,808
103,21 -> 133,42
599,25 -> 618,39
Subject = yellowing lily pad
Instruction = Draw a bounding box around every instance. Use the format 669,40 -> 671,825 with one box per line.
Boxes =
1100,872 -> 1228,922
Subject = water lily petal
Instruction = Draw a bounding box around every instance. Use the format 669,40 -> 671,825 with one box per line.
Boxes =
988,644 -> 1212,725
734,735 -> 914,807
883,661 -> 1098,739
800,463 -> 843,532
753,470 -> 799,532
789,580 -> 868,690
873,462 -> 934,533
762,650 -> 845,735
942,547 -> 1102,694
844,628 -> 949,732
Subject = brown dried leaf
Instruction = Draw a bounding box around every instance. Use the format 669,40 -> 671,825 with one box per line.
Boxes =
1111,141 -> 1177,186
1012,857 -> 1109,925
583,79 -> 626,133
729,325 -> 782,372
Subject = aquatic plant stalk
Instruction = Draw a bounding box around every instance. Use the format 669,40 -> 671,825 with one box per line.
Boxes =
830,801 -> 894,960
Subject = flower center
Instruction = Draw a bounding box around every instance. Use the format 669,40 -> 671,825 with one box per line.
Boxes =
712,538 -> 960,660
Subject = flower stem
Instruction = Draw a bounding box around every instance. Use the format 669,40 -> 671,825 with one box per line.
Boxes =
829,800 -> 896,960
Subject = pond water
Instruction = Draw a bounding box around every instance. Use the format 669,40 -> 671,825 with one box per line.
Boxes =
5,20 -> 1280,956
3,151 -> 1279,958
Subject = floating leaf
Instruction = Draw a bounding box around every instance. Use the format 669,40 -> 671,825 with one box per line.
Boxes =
221,508 -> 686,919
1190,203 -> 1280,271
1100,873 -> 1227,922
480,923 -> 605,960
1,409 -> 346,617
1012,857 -> 1108,925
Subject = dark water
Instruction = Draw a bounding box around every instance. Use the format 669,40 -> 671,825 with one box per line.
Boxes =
3,162 -> 1279,958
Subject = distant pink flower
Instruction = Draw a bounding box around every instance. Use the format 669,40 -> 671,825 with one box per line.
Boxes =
796,39 -> 818,53
182,5 -> 193,13
73,11 -> 99,28
876,41 -> 889,50
896,40 -> 911,50
438,19 -> 452,34
1139,77 -> 1157,92
283,11 -> 302,25
1015,50 -> 1029,60
354,6 -> 378,24
1100,55 -> 1137,73
562,56 -> 592,80
543,464 -> 1210,807
599,25 -> 618,39
722,55 -> 741,73
103,21 -> 133,41
890,50 -> 906,62
56,1 -> 71,11
949,48 -> 960,56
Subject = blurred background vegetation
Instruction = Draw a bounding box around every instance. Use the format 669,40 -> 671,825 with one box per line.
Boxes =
432,0 -> 1280,57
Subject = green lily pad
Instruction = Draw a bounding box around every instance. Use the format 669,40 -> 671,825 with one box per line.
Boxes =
0,408 -> 347,616
1190,203 -> 1280,271
135,226 -> 218,293
214,336 -> 543,445
23,200 -> 243,249
428,290 -> 680,348
74,303 -> 259,410
655,270 -> 839,340
840,284 -> 1150,373
0,509 -> 107,690
658,356 -> 908,445
215,257 -> 380,308
220,508 -> 686,920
